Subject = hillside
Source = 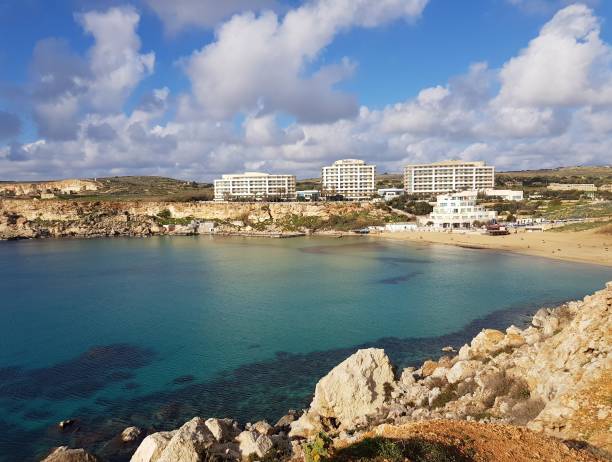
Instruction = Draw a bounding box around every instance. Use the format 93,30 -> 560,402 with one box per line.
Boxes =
497,166 -> 612,187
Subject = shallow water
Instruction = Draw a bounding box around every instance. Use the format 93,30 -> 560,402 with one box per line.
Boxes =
0,236 -> 609,461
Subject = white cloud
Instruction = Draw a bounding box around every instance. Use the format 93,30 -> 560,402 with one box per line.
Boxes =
184,0 -> 429,122
4,2 -> 612,181
495,4 -> 612,107
77,6 -> 155,111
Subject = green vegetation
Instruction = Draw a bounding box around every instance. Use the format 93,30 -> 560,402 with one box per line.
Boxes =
277,209 -> 400,232
542,200 -> 612,220
154,209 -> 195,226
547,219 -> 612,233
57,176 -> 214,202
304,432 -> 333,462
497,166 -> 612,188
332,437 -> 472,462
387,196 -> 433,215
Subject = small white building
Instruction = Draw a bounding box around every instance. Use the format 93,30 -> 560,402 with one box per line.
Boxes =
214,172 -> 296,201
321,159 -> 376,200
377,188 -> 404,201
483,189 -> 524,201
385,222 -> 418,232
296,190 -> 320,201
428,190 -> 497,229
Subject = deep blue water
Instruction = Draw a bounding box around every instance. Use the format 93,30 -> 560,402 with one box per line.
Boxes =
0,236 -> 609,461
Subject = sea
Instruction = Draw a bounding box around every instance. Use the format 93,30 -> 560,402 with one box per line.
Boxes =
0,236 -> 609,461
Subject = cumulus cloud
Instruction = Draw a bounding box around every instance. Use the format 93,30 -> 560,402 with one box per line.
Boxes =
184,0 -> 429,122
495,4 -> 612,107
25,7 -> 154,141
77,6 -> 155,111
4,2 -> 612,181
145,0 -> 278,33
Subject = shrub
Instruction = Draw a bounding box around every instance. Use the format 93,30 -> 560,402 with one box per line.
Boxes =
157,209 -> 172,219
304,432 -> 333,462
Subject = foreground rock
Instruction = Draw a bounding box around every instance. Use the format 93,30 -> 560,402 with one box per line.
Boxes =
42,446 -> 100,462
291,348 -> 395,438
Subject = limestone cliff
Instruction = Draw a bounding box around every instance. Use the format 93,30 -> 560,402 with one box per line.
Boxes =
0,199 -> 399,239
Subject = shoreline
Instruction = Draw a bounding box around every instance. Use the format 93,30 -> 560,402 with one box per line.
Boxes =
374,229 -> 612,267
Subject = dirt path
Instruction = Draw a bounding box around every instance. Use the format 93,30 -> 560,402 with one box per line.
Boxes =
336,420 -> 608,461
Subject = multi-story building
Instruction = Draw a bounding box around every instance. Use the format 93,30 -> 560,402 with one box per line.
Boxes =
213,172 -> 296,201
547,183 -> 597,192
404,160 -> 495,194
427,190 -> 497,229
321,159 -> 376,200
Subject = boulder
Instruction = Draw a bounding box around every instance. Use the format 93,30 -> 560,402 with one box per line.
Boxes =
420,360 -> 438,377
289,411 -> 323,439
306,348 -> 396,430
237,430 -> 273,459
130,431 -> 176,462
121,426 -> 143,443
252,420 -> 274,435
469,329 -> 505,358
446,360 -> 482,384
42,447 -> 100,462
274,410 -> 298,431
157,417 -> 214,462
205,418 -> 239,442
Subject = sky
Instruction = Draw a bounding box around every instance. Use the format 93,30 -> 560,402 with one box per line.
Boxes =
0,0 -> 612,181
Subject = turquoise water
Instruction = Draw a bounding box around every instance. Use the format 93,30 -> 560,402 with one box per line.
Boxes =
0,236 -> 609,461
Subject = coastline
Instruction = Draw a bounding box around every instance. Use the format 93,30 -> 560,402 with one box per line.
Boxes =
374,228 -> 612,267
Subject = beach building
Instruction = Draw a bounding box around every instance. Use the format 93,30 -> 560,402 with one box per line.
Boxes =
427,190 -> 497,229
321,159 -> 376,200
403,160 -> 495,194
296,190 -> 320,201
599,184 -> 612,192
483,189 -> 524,201
385,222 -> 418,232
377,188 -> 404,201
547,183 -> 596,192
213,172 -> 296,201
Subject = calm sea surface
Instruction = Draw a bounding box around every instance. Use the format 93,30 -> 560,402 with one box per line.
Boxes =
0,236 -> 609,461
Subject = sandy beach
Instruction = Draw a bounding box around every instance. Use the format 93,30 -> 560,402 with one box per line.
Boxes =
376,228 -> 612,267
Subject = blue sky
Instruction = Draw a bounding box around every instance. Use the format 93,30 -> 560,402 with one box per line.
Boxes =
1,0 -> 611,180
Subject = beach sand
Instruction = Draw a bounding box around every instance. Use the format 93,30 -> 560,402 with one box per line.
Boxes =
375,228 -> 612,267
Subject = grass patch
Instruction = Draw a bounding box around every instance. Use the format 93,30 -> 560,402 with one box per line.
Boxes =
547,219 -> 612,233
332,437 -> 473,462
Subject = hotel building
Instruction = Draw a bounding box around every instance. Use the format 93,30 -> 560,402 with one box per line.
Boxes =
404,160 -> 495,194
427,190 -> 497,229
321,159 -> 376,200
213,172 -> 296,201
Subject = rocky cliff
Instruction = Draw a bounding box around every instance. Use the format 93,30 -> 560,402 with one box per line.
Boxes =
0,179 -> 99,196
0,199 -> 400,239
42,282 -> 611,461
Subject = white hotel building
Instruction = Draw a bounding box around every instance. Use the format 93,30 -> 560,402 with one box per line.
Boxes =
427,190 -> 497,229
321,159 -> 376,200
404,160 -> 495,194
214,172 -> 296,201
